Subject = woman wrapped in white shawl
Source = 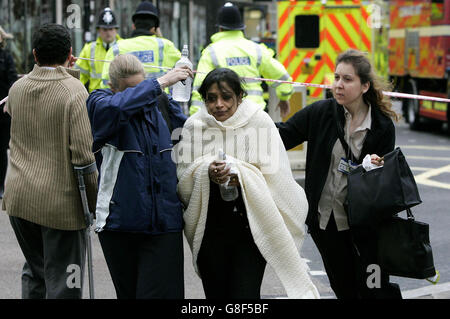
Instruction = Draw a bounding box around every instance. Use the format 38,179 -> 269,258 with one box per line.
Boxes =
174,68 -> 319,299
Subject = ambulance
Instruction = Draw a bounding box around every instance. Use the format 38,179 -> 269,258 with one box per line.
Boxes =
388,0 -> 449,131
276,0 -> 388,103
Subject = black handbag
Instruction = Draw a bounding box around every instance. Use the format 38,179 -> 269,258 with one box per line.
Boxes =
377,208 -> 436,279
346,147 -> 422,227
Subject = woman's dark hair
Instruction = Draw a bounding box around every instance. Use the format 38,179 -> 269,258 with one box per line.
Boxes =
198,68 -> 247,102
336,49 -> 399,121
32,23 -> 71,66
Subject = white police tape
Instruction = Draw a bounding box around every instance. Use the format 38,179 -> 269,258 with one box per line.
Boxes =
77,56 -> 450,103
2,57 -> 449,106
77,56 -> 450,104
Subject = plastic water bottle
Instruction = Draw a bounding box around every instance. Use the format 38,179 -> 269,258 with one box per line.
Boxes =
172,44 -> 193,102
218,149 -> 238,202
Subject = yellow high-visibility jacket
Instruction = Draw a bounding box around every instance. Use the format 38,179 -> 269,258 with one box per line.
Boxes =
100,34 -> 181,89
75,34 -> 122,92
190,31 -> 293,115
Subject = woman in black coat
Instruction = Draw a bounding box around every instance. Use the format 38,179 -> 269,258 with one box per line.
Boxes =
276,49 -> 401,299
0,27 -> 18,198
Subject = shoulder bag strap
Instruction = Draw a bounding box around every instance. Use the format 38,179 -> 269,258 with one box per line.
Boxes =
332,101 -> 356,161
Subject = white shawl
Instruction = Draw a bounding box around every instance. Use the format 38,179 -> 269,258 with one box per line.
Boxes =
174,99 -> 319,299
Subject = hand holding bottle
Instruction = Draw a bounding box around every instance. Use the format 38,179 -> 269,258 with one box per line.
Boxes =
173,44 -> 193,102
157,65 -> 193,90
209,160 -> 230,185
217,150 -> 239,201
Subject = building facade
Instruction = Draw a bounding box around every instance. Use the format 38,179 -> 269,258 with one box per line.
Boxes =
0,0 -> 251,74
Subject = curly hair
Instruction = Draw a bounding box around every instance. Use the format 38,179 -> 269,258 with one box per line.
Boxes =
336,49 -> 399,121
32,23 -> 71,66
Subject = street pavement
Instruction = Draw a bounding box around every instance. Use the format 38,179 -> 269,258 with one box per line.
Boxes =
289,114 -> 450,300
0,168 -> 448,299
0,108 -> 449,299
292,169 -> 450,300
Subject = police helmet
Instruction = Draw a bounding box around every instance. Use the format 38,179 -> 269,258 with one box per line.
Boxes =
97,7 -> 118,29
217,2 -> 245,31
132,1 -> 160,28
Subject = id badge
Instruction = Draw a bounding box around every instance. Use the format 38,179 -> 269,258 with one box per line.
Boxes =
338,157 -> 358,175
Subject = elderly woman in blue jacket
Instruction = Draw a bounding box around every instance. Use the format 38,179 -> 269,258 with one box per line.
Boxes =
86,54 -> 192,299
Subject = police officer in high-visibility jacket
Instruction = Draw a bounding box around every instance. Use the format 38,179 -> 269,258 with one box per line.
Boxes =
101,1 -> 181,88
75,8 -> 122,92
190,2 -> 293,116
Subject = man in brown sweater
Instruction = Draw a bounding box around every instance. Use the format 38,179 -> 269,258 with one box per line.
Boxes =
2,23 -> 97,299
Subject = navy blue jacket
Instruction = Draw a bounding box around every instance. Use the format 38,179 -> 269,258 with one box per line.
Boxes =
86,78 -> 187,234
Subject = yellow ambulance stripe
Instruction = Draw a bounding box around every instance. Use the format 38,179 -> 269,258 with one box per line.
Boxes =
278,0 -> 372,92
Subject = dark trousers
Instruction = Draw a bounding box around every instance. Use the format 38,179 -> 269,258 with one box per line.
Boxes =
198,226 -> 266,299
310,214 -> 402,299
9,216 -> 86,299
98,230 -> 184,299
198,186 -> 267,299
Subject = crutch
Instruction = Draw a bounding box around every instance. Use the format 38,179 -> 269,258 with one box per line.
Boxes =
74,162 -> 97,299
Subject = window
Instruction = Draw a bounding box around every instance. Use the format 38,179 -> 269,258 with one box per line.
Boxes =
294,15 -> 319,49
